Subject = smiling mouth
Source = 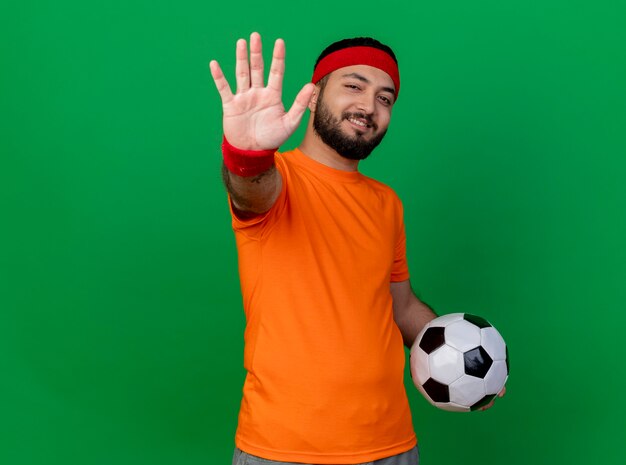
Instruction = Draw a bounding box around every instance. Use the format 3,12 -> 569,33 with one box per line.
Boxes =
346,117 -> 371,130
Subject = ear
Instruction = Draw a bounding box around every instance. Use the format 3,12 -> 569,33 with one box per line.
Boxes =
308,85 -> 321,112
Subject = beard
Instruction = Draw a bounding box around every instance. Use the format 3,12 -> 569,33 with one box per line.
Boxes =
312,94 -> 387,161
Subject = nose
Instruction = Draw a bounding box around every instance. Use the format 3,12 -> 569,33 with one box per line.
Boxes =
356,91 -> 376,115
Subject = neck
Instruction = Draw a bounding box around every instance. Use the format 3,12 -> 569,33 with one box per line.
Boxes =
298,117 -> 360,172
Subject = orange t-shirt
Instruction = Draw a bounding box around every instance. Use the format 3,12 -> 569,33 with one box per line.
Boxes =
229,148 -> 416,464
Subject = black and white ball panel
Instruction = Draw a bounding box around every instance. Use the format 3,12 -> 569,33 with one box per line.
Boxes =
481,326 -> 507,361
445,319 -> 482,352
427,312 -> 465,328
429,344 -> 465,384
484,360 -> 508,395
449,374 -> 486,407
418,326 -> 446,354
410,312 -> 509,412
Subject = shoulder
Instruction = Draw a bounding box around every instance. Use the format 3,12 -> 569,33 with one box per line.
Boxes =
273,150 -> 298,179
274,149 -> 295,167
360,173 -> 403,205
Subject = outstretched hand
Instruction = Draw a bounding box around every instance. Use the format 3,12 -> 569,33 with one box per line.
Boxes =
209,32 -> 316,151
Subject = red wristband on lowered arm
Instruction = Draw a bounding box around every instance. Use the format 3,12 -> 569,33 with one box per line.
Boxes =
222,136 -> 277,177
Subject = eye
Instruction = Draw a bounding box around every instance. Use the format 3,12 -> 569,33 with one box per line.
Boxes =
378,95 -> 392,106
345,84 -> 361,91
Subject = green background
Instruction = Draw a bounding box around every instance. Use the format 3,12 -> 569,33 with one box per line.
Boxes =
2,1 -> 625,464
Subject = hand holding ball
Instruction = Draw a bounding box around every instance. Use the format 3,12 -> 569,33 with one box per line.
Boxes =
410,313 -> 509,412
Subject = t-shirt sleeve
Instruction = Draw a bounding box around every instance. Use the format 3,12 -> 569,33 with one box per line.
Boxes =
390,201 -> 410,282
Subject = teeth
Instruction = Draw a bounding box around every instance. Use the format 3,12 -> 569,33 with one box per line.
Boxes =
349,118 -> 367,127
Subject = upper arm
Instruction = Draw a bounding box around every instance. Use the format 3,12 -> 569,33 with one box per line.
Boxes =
390,279 -> 438,347
390,279 -> 413,320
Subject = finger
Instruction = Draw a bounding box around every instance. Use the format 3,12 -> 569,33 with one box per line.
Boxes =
235,38 -> 250,93
249,32 -> 264,88
267,38 -> 285,92
480,400 -> 495,411
498,386 -> 507,397
209,60 -> 233,104
283,83 -> 316,133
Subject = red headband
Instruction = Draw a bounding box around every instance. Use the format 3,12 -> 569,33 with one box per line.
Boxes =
312,46 -> 400,99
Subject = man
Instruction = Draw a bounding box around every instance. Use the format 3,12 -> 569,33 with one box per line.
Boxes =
210,32 -> 501,465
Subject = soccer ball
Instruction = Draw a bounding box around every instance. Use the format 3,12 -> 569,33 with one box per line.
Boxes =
410,313 -> 509,412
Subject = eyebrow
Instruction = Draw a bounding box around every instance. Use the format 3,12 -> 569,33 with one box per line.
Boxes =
341,72 -> 396,97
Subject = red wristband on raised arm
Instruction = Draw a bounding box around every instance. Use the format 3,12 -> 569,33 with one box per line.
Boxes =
222,136 -> 277,177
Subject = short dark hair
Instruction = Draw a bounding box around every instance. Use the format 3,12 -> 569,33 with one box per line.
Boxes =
314,37 -> 398,71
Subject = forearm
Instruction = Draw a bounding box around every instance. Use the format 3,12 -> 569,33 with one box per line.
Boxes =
221,163 -> 281,215
395,293 -> 438,349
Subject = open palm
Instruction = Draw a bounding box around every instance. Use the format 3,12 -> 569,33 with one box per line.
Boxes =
210,32 -> 315,151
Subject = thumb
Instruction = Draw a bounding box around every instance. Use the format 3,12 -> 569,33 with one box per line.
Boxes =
282,83 -> 316,133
